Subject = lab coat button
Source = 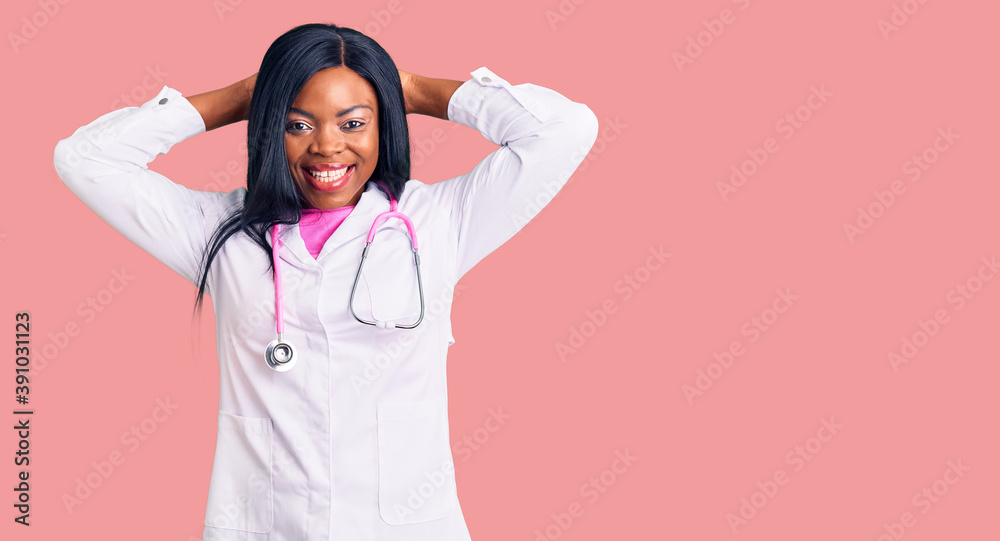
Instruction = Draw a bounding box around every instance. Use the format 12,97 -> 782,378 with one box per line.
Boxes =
480,76 -> 492,83
158,98 -> 168,105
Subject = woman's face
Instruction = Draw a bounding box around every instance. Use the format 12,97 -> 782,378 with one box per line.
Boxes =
285,66 -> 379,209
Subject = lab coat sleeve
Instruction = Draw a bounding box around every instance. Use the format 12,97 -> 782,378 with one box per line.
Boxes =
52,85 -> 233,288
427,67 -> 599,279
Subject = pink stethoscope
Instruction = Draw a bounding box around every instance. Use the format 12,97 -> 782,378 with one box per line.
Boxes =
264,183 -> 425,372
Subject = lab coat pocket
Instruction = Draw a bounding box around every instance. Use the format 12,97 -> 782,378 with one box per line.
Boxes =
377,398 -> 457,525
360,228 -> 422,325
204,411 -> 273,533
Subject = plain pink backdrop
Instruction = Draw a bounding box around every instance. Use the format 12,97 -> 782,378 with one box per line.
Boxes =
3,0 -> 998,539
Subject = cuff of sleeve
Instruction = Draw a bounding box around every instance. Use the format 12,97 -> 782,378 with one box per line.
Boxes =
146,85 -> 208,142
446,66 -> 555,128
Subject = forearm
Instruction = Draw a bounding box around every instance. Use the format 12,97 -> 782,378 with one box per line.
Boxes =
422,67 -> 599,279
53,85 -> 223,285
404,73 -> 464,120
187,74 -> 257,131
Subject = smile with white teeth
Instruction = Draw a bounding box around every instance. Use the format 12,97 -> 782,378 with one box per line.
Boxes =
306,166 -> 351,182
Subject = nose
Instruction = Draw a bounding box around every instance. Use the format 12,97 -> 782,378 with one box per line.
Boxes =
309,124 -> 347,157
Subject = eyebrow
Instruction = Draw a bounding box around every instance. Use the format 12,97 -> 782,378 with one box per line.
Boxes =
288,105 -> 374,119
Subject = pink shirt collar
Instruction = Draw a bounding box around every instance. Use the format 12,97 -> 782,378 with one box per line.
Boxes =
299,206 -> 355,259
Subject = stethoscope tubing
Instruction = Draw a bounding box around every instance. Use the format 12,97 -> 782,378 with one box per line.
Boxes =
264,183 -> 424,371
265,223 -> 297,372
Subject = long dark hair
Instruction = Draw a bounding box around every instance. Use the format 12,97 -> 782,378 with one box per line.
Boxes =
192,23 -> 410,317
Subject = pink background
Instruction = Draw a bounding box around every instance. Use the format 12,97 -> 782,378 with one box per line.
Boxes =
3,0 -> 998,539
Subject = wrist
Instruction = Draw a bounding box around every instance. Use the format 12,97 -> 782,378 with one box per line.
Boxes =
188,75 -> 255,132
238,74 -> 257,121
407,74 -> 463,121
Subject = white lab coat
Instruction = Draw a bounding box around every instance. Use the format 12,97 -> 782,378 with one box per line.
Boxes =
53,66 -> 598,540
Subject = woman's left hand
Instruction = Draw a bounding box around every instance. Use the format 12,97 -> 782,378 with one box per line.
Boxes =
398,68 -> 415,115
396,68 -> 463,120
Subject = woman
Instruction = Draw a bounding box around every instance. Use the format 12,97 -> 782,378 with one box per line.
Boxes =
54,22 -> 597,540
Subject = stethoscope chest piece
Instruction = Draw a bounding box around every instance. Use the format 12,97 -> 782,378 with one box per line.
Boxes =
265,337 -> 297,372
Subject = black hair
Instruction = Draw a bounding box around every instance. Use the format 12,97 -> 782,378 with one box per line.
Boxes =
192,23 -> 410,317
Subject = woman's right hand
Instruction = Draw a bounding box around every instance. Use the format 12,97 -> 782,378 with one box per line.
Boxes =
188,73 -> 258,131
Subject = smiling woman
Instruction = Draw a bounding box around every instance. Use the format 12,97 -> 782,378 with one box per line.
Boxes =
284,66 -> 380,210
186,24 -> 423,315
53,21 -> 598,541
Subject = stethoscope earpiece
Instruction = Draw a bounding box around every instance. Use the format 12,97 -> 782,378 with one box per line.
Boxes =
265,337 -> 297,372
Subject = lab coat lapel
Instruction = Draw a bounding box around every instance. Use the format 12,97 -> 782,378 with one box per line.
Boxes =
265,221 -> 315,270
316,181 -> 389,259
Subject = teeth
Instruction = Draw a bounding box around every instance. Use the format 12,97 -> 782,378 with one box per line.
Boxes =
307,166 -> 350,182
